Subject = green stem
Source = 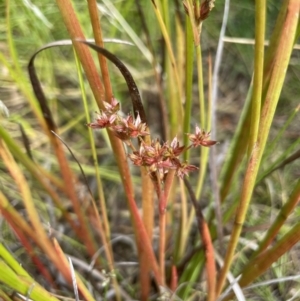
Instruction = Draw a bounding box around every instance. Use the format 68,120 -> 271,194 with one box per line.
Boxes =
216,2 -> 300,295
183,17 -> 194,161
247,0 -> 266,158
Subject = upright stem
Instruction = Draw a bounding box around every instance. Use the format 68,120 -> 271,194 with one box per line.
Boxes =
216,1 -> 299,295
247,0 -> 266,158
55,0 -> 163,286
155,173 -> 166,284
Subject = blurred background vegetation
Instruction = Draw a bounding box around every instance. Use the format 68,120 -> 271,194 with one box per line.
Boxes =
1,0 -> 300,300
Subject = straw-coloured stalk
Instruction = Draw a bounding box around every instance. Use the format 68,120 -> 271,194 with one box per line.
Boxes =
151,0 -> 183,136
0,140 -> 92,295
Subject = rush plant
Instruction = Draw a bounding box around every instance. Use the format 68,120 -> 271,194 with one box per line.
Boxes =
0,0 -> 300,301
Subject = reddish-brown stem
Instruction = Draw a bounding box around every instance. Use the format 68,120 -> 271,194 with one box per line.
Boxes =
87,0 -> 112,103
158,203 -> 166,284
184,178 -> 216,301
86,0 -> 113,266
153,172 -> 167,284
6,216 -> 55,286
55,0 -> 163,287
170,265 -> 178,292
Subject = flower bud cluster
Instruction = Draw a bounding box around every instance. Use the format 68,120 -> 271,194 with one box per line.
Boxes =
87,98 -> 148,141
87,99 -> 217,181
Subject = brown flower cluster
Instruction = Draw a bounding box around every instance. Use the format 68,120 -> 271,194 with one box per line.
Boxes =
127,129 -> 217,180
128,137 -> 198,180
87,99 -> 217,180
87,98 -> 149,141
183,0 -> 215,24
